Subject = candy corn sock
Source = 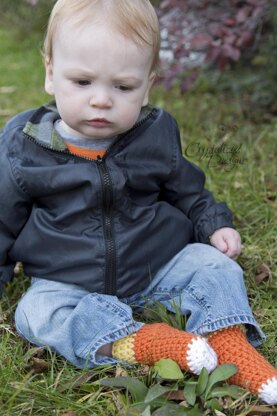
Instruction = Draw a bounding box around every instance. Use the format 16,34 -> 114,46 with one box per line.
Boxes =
112,322 -> 217,375
208,326 -> 277,405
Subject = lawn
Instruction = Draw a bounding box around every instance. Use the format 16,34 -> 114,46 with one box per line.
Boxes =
0,27 -> 276,415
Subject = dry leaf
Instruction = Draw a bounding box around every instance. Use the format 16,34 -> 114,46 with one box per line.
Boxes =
28,357 -> 50,373
59,371 -> 97,392
179,400 -> 189,407
24,346 -> 46,361
61,413 -> 79,416
255,263 -> 272,285
138,364 -> 150,376
0,110 -> 13,117
165,389 -> 185,401
234,181 -> 243,189
115,365 -> 128,378
246,405 -> 277,415
214,410 -> 227,416
0,86 -> 17,94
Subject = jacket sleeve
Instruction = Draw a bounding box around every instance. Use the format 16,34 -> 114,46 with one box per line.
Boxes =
0,124 -> 32,298
162,118 -> 235,243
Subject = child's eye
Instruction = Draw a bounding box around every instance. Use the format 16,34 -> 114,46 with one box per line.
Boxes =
116,85 -> 133,92
76,80 -> 91,86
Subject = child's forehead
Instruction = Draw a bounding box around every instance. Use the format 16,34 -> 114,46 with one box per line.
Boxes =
54,20 -> 153,62
51,22 -> 154,78
56,17 -> 125,40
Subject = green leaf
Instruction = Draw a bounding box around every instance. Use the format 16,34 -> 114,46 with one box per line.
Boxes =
144,384 -> 177,404
183,382 -> 197,406
152,403 -> 193,415
141,405 -> 152,416
127,403 -> 150,416
154,358 -> 184,380
205,398 -> 222,410
209,385 -> 243,399
196,367 -> 209,396
126,406 -> 147,416
100,376 -> 148,403
205,364 -> 237,399
186,407 -> 204,416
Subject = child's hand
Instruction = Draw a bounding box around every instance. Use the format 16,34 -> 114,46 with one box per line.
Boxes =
209,227 -> 242,259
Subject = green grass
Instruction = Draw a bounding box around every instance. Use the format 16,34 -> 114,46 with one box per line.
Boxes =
0,27 -> 276,415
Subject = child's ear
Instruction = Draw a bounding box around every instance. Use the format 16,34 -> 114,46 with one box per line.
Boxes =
142,72 -> 156,106
44,58 -> 54,96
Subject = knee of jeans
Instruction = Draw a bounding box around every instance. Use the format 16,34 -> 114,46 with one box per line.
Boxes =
193,243 -> 242,273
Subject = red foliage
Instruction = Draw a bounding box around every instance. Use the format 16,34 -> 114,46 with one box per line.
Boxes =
156,0 -> 268,91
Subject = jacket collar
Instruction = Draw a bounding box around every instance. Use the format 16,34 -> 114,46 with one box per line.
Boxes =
23,101 -> 67,151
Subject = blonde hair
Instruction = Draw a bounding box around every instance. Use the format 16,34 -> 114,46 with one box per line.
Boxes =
43,0 -> 160,72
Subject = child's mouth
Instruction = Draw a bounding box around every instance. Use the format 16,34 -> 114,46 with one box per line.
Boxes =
88,118 -> 111,128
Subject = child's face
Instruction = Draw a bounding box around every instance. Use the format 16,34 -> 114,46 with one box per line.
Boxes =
45,22 -> 155,139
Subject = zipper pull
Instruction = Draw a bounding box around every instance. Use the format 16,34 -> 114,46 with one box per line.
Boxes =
97,155 -> 103,163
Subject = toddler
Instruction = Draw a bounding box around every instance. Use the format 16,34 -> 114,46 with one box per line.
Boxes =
0,0 -> 276,405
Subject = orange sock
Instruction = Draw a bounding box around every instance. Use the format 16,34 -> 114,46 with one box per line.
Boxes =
208,326 -> 277,405
112,323 -> 217,375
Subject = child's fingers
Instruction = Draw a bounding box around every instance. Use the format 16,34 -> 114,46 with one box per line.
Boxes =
210,230 -> 242,258
210,234 -> 228,253
225,236 -> 242,258
225,242 -> 240,259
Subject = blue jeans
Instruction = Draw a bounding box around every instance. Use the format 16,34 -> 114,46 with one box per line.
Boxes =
15,243 -> 265,368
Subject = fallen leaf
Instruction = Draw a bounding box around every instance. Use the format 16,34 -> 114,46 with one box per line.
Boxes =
0,86 -> 17,94
179,400 -> 189,407
0,110 -> 13,117
138,364 -> 150,377
28,357 -> 50,373
214,410 -> 227,416
246,405 -> 277,415
115,365 -> 128,378
24,346 -> 46,361
61,413 -> 79,416
255,264 -> 272,285
234,181 -> 243,189
59,370 -> 98,392
165,389 -> 185,401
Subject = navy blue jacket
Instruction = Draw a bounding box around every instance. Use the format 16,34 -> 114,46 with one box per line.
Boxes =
0,103 -> 234,298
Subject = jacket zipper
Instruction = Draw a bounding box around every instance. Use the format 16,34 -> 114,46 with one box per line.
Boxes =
23,107 -> 156,294
96,155 -> 116,294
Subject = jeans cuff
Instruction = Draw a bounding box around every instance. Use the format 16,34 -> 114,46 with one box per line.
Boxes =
82,321 -> 145,366
195,314 -> 266,347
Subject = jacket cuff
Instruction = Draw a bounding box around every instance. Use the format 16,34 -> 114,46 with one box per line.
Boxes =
194,202 -> 235,243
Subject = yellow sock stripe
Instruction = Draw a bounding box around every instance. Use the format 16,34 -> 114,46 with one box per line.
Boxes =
112,334 -> 137,363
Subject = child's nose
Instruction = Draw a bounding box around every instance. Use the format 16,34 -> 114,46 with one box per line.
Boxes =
89,88 -> 112,108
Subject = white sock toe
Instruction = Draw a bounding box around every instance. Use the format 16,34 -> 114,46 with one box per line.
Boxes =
186,337 -> 218,375
258,376 -> 277,405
